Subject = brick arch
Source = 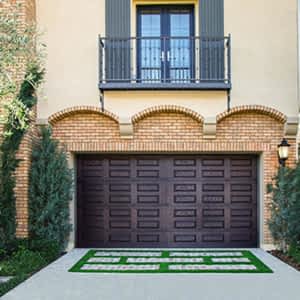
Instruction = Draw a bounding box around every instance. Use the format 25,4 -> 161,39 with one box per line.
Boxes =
49,106 -> 120,148
48,106 -> 119,125
132,105 -> 204,124
216,105 -> 286,143
217,105 -> 286,123
132,106 -> 203,142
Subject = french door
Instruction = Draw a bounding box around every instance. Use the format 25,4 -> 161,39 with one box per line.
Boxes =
137,6 -> 194,83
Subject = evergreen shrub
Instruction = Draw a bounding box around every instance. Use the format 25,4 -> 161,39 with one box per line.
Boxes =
29,127 -> 73,252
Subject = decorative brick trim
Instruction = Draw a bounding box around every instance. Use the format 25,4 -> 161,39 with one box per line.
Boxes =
217,105 -> 287,123
64,141 -> 271,153
48,106 -> 119,125
132,105 -> 204,124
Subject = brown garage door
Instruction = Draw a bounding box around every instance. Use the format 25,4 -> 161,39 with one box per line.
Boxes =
76,155 -> 258,248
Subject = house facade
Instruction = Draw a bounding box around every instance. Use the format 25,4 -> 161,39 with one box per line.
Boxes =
11,0 -> 300,250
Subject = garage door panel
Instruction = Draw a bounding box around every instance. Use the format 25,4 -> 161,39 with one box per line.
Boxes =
137,169 -> 160,178
77,155 -> 258,248
174,195 -> 197,204
202,183 -> 225,192
173,233 -> 197,243
202,233 -> 225,243
137,233 -> 160,243
109,232 -> 131,243
137,194 -> 160,204
202,194 -> 225,203
174,208 -> 197,218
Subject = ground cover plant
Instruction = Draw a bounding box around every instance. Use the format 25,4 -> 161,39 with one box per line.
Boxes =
0,239 -> 60,297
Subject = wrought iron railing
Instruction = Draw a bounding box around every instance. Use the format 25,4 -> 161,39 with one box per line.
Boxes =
99,35 -> 231,89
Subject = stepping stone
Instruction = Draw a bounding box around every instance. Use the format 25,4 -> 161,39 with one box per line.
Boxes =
95,251 -> 162,257
212,258 -> 251,263
127,258 -> 204,263
169,252 -> 243,257
81,264 -> 160,271
169,264 -> 257,271
88,257 -> 121,263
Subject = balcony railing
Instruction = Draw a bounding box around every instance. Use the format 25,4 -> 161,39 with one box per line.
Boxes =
99,36 -> 231,90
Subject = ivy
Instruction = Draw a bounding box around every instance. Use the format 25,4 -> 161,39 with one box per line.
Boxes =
0,66 -> 44,250
0,4 -> 45,250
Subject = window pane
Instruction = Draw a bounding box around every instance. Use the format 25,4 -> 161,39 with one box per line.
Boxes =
139,11 -> 162,82
170,13 -> 192,82
170,13 -> 190,37
141,12 -> 161,37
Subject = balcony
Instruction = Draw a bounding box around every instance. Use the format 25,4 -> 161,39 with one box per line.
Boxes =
98,36 -> 231,91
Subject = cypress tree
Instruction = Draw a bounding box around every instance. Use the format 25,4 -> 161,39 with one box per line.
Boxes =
268,164 -> 300,253
29,127 -> 73,251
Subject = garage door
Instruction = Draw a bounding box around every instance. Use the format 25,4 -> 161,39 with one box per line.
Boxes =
76,155 -> 258,248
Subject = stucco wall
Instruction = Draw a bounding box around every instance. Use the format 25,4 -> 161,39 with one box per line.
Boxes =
36,0 -> 298,120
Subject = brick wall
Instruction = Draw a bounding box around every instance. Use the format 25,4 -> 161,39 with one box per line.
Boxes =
49,105 -> 296,246
134,112 -> 203,141
0,0 -> 37,238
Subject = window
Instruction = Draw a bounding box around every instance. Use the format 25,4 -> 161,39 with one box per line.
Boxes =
137,5 -> 195,83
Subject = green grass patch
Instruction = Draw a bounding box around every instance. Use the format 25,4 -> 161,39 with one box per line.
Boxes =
69,250 -> 273,274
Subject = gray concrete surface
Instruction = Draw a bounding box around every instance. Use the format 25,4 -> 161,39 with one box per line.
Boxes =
2,248 -> 300,300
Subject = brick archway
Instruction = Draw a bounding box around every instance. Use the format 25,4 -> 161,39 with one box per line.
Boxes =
132,105 -> 204,124
217,105 -> 286,123
48,106 -> 119,125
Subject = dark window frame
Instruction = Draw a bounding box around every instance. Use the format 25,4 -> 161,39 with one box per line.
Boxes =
136,5 -> 195,83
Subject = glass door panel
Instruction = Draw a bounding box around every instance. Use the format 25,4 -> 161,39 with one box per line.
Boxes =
138,9 -> 162,82
137,6 -> 194,83
169,10 -> 193,82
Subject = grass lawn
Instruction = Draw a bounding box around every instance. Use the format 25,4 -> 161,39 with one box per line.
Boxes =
70,250 -> 273,274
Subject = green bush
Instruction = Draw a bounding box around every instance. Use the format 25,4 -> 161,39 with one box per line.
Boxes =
0,239 -> 60,267
0,274 -> 27,298
268,164 -> 300,252
288,243 -> 300,263
0,5 -> 45,252
29,239 -> 60,263
0,65 -> 44,251
0,238 -> 60,297
0,247 -> 46,276
29,127 -> 73,252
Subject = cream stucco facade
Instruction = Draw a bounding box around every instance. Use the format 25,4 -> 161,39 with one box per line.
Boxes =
34,0 -> 299,250
36,0 -> 299,122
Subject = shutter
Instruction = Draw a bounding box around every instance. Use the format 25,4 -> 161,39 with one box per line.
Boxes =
200,0 -> 224,81
105,0 -> 131,81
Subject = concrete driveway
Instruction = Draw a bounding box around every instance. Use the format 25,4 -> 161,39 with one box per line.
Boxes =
2,249 -> 300,300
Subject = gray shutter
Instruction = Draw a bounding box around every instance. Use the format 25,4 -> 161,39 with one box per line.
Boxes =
105,0 -> 131,81
200,0 -> 224,81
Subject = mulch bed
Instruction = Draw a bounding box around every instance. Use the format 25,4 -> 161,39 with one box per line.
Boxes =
269,250 -> 300,271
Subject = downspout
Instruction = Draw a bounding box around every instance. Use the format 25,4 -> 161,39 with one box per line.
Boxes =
227,89 -> 231,112
99,90 -> 104,112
